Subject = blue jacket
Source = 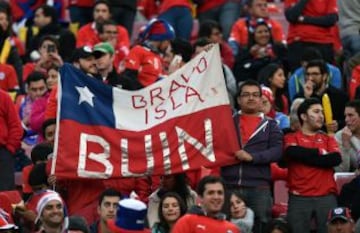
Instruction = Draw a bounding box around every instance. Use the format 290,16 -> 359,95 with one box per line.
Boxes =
221,112 -> 283,187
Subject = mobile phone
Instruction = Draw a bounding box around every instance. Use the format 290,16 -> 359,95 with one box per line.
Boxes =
47,44 -> 56,53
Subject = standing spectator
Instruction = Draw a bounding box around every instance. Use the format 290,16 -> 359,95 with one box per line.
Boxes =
327,207 -> 355,233
0,64 -> 20,92
172,176 -> 240,233
27,5 -> 76,62
337,0 -> 360,59
196,0 -> 243,40
68,0 -> 94,27
284,0 -> 338,71
157,0 -> 193,41
90,189 -> 121,233
120,19 -> 175,90
76,0 -> 130,51
151,192 -> 187,233
229,0 -> 284,57
334,100 -> 360,172
221,80 -> 283,233
295,60 -> 348,129
198,20 -> 234,69
284,98 -> 341,233
0,89 -> 22,191
107,0 -> 137,37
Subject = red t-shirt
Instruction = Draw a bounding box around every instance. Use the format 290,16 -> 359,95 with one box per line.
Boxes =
284,131 -> 339,196
124,45 -> 163,87
22,164 -> 33,194
0,64 -> 19,91
159,0 -> 192,14
285,0 -> 338,44
240,115 -> 261,145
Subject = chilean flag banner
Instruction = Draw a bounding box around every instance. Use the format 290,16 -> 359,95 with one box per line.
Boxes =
53,45 -> 240,179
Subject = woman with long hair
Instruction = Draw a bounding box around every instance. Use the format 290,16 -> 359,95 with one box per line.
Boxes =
258,63 -> 289,114
151,192 -> 187,233
147,173 -> 197,228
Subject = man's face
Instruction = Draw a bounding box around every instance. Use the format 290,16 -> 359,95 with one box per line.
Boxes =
237,85 -> 261,114
159,40 -> 171,54
41,200 -> 64,228
163,45 -> 174,72
345,107 -> 360,133
249,0 -> 268,18
302,104 -> 324,131
34,8 -> 51,28
97,196 -> 120,223
96,53 -> 113,71
201,182 -> 224,215
100,24 -> 118,43
93,4 -> 111,24
328,219 -> 354,233
28,79 -> 47,101
305,66 -> 327,92
78,56 -> 97,76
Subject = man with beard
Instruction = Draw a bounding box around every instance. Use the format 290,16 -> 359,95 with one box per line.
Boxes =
284,98 -> 342,233
76,0 -> 129,50
296,59 -> 349,130
221,80 -> 283,233
36,190 -> 68,233
90,189 -> 121,233
120,19 -> 175,90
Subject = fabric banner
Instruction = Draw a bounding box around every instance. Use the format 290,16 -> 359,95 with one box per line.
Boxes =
53,45 -> 239,179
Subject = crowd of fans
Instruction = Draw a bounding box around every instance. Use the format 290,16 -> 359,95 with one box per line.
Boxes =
1,0 -> 360,233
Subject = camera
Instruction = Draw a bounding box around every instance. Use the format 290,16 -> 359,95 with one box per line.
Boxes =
47,44 -> 56,53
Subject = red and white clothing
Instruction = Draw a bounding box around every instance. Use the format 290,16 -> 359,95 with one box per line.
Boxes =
0,64 -> 19,91
284,131 -> 339,196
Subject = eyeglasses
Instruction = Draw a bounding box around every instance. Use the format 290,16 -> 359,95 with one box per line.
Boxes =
305,72 -> 322,77
240,92 -> 261,98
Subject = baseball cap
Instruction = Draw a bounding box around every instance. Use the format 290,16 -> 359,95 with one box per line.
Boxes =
71,46 -> 95,62
93,42 -> 114,58
327,207 -> 353,223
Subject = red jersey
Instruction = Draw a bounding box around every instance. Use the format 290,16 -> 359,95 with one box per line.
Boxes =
284,131 -> 339,196
69,0 -> 93,7
349,65 -> 360,100
22,164 -> 33,194
285,0 -> 338,44
240,115 -> 261,145
229,18 -> 285,47
76,23 -> 130,49
196,0 -> 226,14
0,64 -> 19,91
124,45 -> 163,87
159,0 -> 192,14
172,213 -> 240,233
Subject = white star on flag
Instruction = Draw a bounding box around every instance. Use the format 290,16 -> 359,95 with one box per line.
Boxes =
75,86 -> 95,107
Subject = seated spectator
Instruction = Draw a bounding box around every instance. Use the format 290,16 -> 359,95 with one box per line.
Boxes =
19,72 -> 48,146
26,4 -> 75,62
0,5 -> 23,90
151,192 -> 187,233
23,35 -> 63,82
295,59 -> 349,130
46,65 -> 59,91
258,63 -> 289,114
96,20 -> 129,73
147,173 -> 197,228
229,0 -> 284,57
233,19 -> 287,84
264,218 -> 292,233
288,47 -> 342,101
41,118 -> 56,145
90,189 -> 121,233
120,19 -> 175,90
69,216 -> 90,233
335,100 -> 360,172
227,191 -> 254,233
198,20 -> 234,69
76,0 -> 129,51
338,169 -> 360,223
0,64 -> 19,92
162,38 -> 193,75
